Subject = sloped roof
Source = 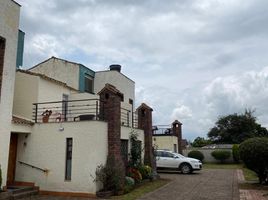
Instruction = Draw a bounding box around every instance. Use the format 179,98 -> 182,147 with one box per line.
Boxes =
137,103 -> 153,111
12,116 -> 34,126
11,0 -> 21,7
28,56 -> 80,71
17,69 -> 78,91
98,83 -> 124,100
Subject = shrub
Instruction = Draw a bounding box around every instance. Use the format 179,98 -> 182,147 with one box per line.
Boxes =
124,176 -> 135,193
211,150 -> 231,163
129,131 -> 142,167
239,137 -> 268,184
232,144 -> 240,163
126,167 -> 142,183
138,165 -> 152,180
188,150 -> 204,162
94,155 -> 124,192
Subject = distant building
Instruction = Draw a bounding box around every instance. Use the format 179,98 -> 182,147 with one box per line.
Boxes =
153,120 -> 185,153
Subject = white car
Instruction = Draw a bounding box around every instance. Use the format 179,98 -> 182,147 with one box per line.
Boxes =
156,150 -> 202,174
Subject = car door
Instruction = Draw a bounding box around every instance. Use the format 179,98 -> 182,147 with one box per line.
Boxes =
156,151 -> 165,168
164,152 -> 179,168
159,152 -> 175,168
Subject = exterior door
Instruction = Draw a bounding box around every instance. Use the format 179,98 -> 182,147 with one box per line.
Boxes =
7,133 -> 18,185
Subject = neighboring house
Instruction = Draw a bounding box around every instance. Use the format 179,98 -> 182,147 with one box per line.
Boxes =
153,120 -> 184,154
0,0 -> 21,188
8,57 -> 152,197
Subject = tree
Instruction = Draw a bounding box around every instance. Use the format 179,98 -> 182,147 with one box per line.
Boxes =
192,137 -> 211,147
207,110 -> 268,144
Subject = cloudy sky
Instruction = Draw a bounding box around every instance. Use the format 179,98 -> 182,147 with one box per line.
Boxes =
16,0 -> 268,140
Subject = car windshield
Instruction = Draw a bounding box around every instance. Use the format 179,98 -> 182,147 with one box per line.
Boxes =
173,153 -> 185,158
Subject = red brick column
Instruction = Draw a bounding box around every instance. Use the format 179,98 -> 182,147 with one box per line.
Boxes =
137,103 -> 155,169
99,84 -> 126,188
172,120 -> 183,154
0,37 -> 6,98
98,84 -> 125,172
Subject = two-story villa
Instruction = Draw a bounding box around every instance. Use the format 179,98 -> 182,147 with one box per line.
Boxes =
9,57 -> 153,197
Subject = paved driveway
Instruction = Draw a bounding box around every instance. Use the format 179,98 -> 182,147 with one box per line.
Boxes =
20,169 -> 239,200
139,169 -> 239,200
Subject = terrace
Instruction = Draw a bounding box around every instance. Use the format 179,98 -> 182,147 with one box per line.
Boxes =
32,98 -> 138,128
152,125 -> 175,135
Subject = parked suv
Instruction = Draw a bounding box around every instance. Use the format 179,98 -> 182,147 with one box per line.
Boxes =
156,150 -> 202,174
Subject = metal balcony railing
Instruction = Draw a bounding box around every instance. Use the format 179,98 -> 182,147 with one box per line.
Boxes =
121,108 -> 131,127
32,99 -> 104,123
32,98 -> 142,129
152,125 -> 174,135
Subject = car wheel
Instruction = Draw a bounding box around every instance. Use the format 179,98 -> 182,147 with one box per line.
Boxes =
180,163 -> 192,174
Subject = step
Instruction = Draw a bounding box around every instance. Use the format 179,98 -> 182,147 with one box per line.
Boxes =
7,186 -> 34,194
0,192 -> 11,200
10,189 -> 38,200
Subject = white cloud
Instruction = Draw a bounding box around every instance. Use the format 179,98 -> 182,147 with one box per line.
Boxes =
171,104 -> 193,121
16,0 -> 268,140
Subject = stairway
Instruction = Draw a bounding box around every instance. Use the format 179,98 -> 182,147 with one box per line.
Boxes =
0,192 -> 11,200
7,186 -> 39,200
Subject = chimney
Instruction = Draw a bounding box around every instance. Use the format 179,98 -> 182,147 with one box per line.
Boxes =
109,64 -> 121,72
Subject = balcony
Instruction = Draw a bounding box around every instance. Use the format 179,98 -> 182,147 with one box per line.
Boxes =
32,99 -> 104,123
152,125 -> 174,135
32,98 -> 138,128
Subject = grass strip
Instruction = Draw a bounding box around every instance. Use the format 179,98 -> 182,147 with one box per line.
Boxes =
203,163 -> 242,169
112,179 -> 170,200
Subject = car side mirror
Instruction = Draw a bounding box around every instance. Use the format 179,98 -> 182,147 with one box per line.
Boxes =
174,155 -> 179,159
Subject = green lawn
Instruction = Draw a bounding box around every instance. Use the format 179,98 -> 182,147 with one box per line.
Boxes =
112,179 -> 170,200
203,163 -> 242,169
242,167 -> 258,182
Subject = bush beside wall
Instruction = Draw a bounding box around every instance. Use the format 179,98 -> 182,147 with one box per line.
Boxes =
232,144 -> 240,163
183,149 -> 233,163
188,150 -> 204,162
211,150 -> 231,163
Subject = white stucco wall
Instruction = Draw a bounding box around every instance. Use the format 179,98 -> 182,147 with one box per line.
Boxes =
38,77 -> 75,103
94,71 -> 135,105
0,0 -> 20,187
153,136 -> 178,152
95,70 -> 135,126
11,123 -> 32,134
13,71 -> 76,121
30,58 -> 80,90
69,92 -> 98,101
15,121 -> 108,194
13,72 -> 39,120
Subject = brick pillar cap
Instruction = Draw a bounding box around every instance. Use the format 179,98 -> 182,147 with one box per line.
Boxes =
137,103 -> 153,111
98,83 -> 124,100
172,120 -> 182,125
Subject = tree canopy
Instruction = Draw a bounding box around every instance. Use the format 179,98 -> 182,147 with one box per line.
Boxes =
207,110 -> 268,144
192,137 -> 211,147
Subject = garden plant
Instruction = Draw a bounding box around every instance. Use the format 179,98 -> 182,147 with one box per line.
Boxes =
211,150 -> 231,163
239,137 -> 268,184
188,150 -> 204,162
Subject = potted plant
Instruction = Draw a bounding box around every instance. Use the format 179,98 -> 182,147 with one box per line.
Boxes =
42,110 -> 52,123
